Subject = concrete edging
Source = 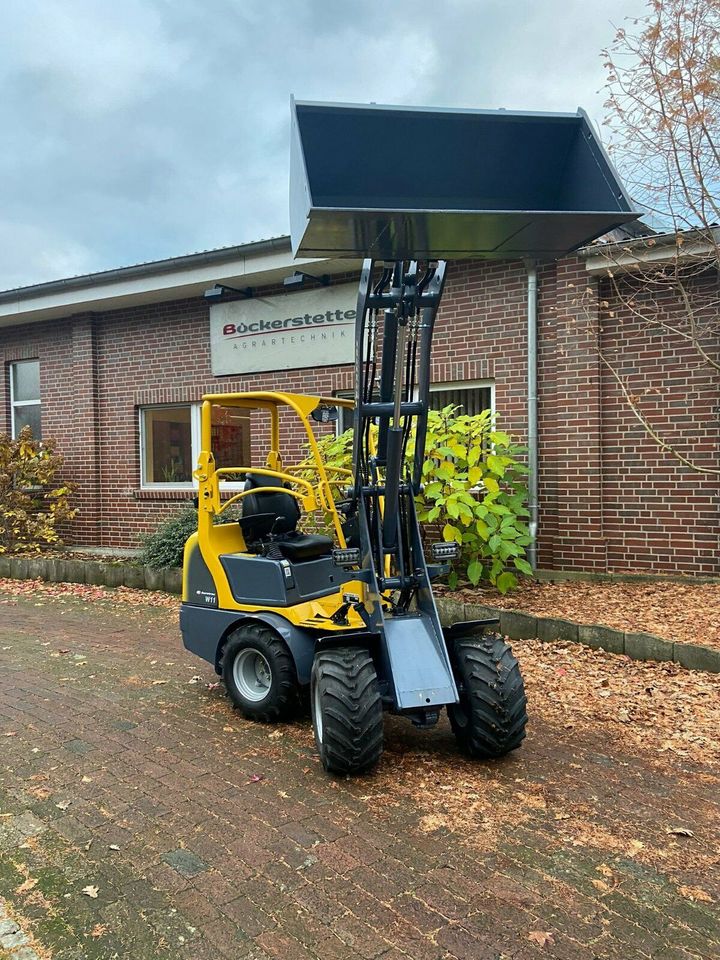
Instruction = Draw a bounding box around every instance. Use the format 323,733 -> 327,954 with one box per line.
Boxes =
0,554 -> 182,595
438,597 -> 720,674
1,558 -> 717,674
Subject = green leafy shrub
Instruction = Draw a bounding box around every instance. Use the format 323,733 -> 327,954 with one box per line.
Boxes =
0,426 -> 78,554
303,407 -> 530,592
410,406 -> 531,592
139,506 -> 198,569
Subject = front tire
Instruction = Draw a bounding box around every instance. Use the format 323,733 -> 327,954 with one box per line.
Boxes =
311,647 -> 384,775
221,623 -> 299,722
448,633 -> 528,758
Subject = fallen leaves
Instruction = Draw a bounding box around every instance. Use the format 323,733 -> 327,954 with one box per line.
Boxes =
16,877 -> 38,894
677,885 -> 713,903
55,800 -> 71,810
247,774 -> 264,784
90,923 -> 108,939
527,930 -> 555,947
450,579 -> 720,650
666,826 -> 694,837
0,577 -> 178,610
81,885 -> 99,899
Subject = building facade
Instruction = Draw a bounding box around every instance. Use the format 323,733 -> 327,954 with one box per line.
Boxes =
1,236 -> 718,575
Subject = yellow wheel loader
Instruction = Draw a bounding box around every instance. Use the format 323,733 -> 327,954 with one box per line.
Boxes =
180,100 -> 639,774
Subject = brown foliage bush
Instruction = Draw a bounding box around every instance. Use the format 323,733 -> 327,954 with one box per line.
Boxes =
0,426 -> 77,553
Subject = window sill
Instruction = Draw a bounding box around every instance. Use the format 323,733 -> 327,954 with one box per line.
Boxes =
133,489 -> 196,501
132,488 -> 243,502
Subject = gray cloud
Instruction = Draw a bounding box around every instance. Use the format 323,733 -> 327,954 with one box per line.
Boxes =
0,0 -> 647,289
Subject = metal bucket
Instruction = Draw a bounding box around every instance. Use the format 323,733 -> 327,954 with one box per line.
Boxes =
290,99 -> 639,260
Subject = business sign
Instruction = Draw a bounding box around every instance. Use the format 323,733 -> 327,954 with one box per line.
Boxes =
209,284 -> 357,376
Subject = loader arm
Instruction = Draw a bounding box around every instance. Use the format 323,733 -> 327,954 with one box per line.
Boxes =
349,257 -> 447,608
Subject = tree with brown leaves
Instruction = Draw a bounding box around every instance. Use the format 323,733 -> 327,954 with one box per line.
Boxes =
596,0 -> 719,476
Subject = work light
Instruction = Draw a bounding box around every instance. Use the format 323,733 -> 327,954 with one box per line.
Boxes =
431,542 -> 460,561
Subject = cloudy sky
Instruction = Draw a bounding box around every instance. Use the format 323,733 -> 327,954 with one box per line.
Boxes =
0,0 -> 648,291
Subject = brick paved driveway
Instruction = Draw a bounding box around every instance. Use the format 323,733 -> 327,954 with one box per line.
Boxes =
0,587 -> 718,959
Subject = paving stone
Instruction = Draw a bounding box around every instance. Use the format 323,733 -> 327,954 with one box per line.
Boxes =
9,948 -> 41,960
111,719 -> 138,731
578,622 -> 625,654
162,849 -> 209,878
1,929 -> 29,949
63,738 -> 94,755
625,631 -> 674,662
1,585 -> 719,960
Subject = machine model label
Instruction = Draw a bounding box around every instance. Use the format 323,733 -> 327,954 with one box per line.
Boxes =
209,283 -> 357,375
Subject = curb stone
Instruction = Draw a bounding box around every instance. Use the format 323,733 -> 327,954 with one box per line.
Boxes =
1,562 -> 717,673
578,623 -> 625,655
435,597 -> 719,673
624,631 -> 674,663
673,642 -> 720,672
537,616 -> 579,644
0,554 -> 183,598
500,609 -> 538,640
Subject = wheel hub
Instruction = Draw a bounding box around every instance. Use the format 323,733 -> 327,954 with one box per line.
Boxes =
233,648 -> 272,703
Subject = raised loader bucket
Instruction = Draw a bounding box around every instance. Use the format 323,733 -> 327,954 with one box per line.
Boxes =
290,99 -> 640,260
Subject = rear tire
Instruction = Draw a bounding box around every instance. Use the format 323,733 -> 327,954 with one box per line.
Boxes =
311,647 -> 383,775
221,623 -> 299,722
448,633 -> 528,758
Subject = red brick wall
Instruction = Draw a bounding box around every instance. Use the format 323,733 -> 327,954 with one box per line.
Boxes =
598,271 -> 720,575
1,256 -> 718,575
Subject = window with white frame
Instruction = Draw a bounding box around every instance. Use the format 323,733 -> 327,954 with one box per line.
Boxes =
334,379 -> 494,435
429,379 -> 494,416
10,360 -> 41,439
139,404 -> 253,488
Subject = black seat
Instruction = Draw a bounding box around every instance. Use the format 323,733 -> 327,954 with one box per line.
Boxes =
239,473 -> 333,562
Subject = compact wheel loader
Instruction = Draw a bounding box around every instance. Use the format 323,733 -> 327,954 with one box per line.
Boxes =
181,100 -> 639,774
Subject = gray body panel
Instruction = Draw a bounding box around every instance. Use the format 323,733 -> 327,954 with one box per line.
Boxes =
290,100 -> 640,259
180,603 -> 317,684
355,495 -> 459,711
383,615 -> 457,709
220,553 -> 350,606
185,541 -> 218,608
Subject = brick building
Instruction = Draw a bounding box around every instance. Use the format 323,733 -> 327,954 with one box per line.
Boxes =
0,235 -> 717,575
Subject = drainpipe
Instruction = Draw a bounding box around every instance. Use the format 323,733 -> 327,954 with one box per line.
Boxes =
526,261 -> 539,571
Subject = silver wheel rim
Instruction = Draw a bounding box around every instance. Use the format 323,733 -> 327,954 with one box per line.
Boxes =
233,648 -> 272,703
313,681 -> 324,743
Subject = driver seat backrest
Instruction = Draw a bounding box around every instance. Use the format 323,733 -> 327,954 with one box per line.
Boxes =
239,473 -> 301,544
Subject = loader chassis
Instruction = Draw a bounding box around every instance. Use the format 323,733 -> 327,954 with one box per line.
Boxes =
180,261 -> 528,773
